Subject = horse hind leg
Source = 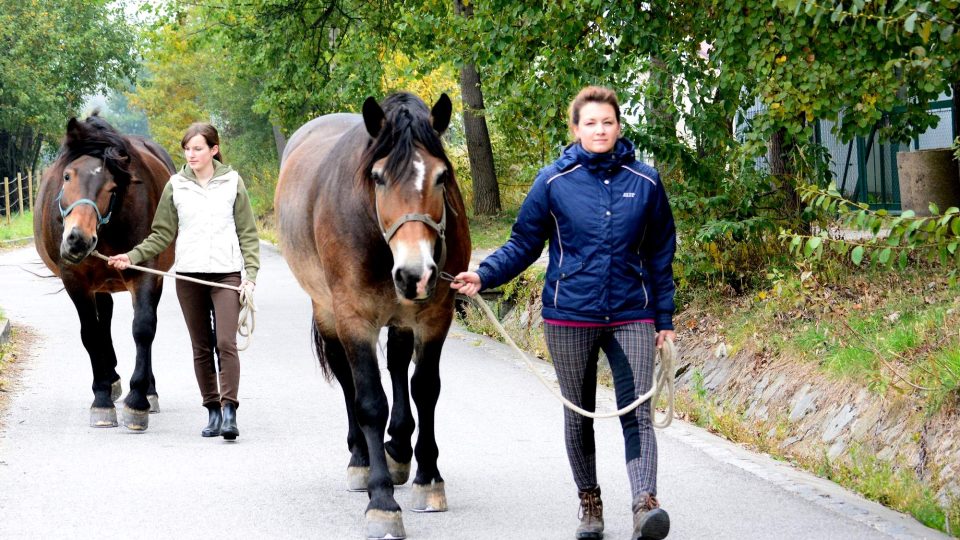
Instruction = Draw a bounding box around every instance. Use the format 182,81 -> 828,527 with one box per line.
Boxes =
384,326 -> 415,486
409,338 -> 447,513
123,277 -> 162,431
95,293 -> 124,403
316,324 -> 370,492
66,286 -> 117,427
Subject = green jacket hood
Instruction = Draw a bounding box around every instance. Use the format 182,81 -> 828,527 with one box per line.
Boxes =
178,159 -> 234,182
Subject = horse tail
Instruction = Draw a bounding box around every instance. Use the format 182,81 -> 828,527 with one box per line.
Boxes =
311,319 -> 334,381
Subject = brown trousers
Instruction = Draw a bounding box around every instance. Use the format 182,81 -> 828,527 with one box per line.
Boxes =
175,272 -> 242,408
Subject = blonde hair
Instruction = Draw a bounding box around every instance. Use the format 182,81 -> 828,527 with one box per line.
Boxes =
568,86 -> 621,130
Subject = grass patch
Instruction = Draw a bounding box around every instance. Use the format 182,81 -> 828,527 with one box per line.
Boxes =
467,209 -> 518,250
694,263 -> 960,409
0,211 -> 33,244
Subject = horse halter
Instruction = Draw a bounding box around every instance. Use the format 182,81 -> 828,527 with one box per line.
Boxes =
374,185 -> 449,272
56,164 -> 117,229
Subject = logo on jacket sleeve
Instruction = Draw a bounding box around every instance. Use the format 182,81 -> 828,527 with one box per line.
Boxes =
623,192 -> 636,198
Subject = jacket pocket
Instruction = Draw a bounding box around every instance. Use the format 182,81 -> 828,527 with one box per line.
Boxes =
625,253 -> 649,310
549,257 -> 585,308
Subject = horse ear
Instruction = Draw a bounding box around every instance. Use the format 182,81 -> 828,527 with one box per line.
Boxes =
431,93 -> 452,135
362,97 -> 385,138
65,117 -> 83,144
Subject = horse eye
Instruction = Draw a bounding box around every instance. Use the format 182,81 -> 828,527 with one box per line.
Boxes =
63,173 -> 71,182
371,171 -> 385,186
436,171 -> 449,186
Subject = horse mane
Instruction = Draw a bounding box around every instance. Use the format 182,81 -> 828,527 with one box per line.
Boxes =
357,93 -> 452,187
56,111 -> 135,186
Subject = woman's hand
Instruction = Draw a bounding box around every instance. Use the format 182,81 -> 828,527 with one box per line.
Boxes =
107,254 -> 131,270
450,271 -> 482,297
656,330 -> 676,349
241,280 -> 256,294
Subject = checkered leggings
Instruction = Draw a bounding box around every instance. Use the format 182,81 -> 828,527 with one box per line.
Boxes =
544,322 -> 658,498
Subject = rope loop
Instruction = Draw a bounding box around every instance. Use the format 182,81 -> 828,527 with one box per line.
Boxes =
466,292 -> 675,425
90,250 -> 256,350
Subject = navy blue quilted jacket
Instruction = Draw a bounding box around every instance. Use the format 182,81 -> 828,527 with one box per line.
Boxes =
475,139 -> 677,331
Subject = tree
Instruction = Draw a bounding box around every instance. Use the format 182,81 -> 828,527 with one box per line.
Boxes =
0,0 -> 137,183
453,0 -> 500,215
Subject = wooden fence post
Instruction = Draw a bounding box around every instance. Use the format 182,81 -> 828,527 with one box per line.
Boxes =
27,171 -> 33,212
17,173 -> 24,214
4,176 -> 9,226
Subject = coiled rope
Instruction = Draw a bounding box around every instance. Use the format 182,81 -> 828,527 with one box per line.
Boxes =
447,272 -> 675,427
90,250 -> 256,350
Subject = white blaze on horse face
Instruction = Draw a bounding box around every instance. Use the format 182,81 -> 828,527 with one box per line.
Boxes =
415,239 -> 434,296
413,152 -> 426,193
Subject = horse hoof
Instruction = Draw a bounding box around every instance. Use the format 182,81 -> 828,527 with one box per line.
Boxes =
90,407 -> 118,428
111,380 -> 122,402
386,452 -> 410,485
122,406 -> 150,431
147,394 -> 160,413
347,466 -> 370,492
410,481 -> 447,513
365,509 -> 406,539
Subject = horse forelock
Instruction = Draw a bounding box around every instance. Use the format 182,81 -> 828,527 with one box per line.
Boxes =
358,93 -> 451,188
58,114 -> 135,187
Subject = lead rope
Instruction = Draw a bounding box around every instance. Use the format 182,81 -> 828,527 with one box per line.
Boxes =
90,250 -> 256,351
442,271 -> 675,427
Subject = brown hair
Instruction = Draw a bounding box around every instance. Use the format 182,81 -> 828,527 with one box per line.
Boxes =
568,86 -> 621,129
180,122 -> 223,162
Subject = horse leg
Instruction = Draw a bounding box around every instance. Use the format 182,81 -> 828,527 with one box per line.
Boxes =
123,276 -> 162,431
409,334 -> 449,512
341,329 -> 405,540
384,326 -> 415,485
65,284 -> 117,427
321,330 -> 370,492
93,293 -> 123,402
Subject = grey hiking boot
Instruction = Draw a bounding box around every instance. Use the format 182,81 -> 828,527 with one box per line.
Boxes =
576,486 -> 604,539
632,492 -> 669,540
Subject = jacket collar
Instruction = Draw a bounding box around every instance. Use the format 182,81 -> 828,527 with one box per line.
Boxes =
555,139 -> 636,174
178,159 -> 233,185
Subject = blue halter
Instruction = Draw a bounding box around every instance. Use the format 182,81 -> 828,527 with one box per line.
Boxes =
56,188 -> 117,228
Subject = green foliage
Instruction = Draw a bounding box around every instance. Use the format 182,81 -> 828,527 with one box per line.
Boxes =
0,0 -> 138,135
783,183 -> 960,274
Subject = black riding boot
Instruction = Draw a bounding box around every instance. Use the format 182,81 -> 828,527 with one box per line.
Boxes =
201,405 -> 222,437
221,402 -> 239,440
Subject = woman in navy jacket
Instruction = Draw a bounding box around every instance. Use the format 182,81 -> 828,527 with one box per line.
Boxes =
453,86 -> 675,540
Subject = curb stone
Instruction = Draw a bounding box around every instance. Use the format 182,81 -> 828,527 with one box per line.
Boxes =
0,318 -> 9,345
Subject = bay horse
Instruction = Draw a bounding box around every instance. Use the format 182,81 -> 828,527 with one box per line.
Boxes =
275,92 -> 470,539
33,114 -> 175,431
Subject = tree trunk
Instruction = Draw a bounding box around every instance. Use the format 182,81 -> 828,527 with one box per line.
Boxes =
272,124 -> 286,161
769,127 -> 802,222
647,55 -> 677,172
0,127 -> 41,215
454,0 -> 500,215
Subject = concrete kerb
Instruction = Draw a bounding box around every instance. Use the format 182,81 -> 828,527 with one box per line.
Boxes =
0,318 -> 9,345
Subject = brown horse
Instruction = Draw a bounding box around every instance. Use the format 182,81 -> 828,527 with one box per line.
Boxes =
275,92 -> 470,539
34,114 -> 175,431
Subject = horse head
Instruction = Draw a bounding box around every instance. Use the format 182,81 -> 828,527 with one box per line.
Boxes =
361,92 -> 453,303
56,115 -> 133,264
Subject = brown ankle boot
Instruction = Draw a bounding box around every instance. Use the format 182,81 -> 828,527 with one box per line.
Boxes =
576,486 -> 604,539
632,492 -> 669,540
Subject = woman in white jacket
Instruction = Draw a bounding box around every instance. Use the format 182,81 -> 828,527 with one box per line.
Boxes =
109,123 -> 260,441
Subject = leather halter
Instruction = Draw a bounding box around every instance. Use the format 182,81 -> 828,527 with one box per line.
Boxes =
57,188 -> 117,228
56,159 -> 117,229
374,185 -> 448,273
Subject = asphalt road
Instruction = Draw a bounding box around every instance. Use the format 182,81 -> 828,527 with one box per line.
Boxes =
0,243 -> 948,539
